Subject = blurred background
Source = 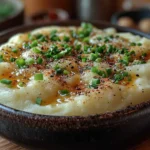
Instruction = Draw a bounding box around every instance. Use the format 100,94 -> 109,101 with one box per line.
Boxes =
0,0 -> 150,33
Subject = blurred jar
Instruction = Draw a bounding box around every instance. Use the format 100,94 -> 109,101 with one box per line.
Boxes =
76,0 -> 123,21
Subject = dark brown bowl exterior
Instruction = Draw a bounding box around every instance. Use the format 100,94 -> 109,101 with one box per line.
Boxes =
0,21 -> 150,149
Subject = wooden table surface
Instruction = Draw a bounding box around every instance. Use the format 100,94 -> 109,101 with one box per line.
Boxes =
0,136 -> 150,150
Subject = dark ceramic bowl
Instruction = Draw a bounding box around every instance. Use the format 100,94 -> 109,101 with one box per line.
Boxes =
0,21 -> 150,150
111,8 -> 150,24
0,0 -> 24,32
111,8 -> 150,34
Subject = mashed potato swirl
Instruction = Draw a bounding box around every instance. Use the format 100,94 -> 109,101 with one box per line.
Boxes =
0,23 -> 150,116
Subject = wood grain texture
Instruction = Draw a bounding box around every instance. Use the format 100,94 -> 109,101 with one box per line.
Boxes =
0,136 -> 150,150
0,137 -> 27,150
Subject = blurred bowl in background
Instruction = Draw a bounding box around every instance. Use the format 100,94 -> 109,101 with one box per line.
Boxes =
0,0 -> 24,32
27,9 -> 69,24
111,8 -> 150,34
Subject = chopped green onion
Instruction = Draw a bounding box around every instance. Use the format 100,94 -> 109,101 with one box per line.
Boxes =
36,97 -> 42,105
12,48 -> 18,53
32,47 -> 42,54
95,45 -> 106,53
104,37 -> 110,43
97,36 -> 102,40
0,79 -> 12,85
0,55 -> 4,62
89,53 -> 98,61
34,73 -> 43,80
113,71 -> 129,83
129,50 -> 135,56
122,72 -> 128,77
10,57 -> 16,62
39,36 -> 47,42
63,36 -> 70,42
82,57 -> 87,62
16,58 -> 26,68
75,44 -> 81,51
132,60 -> 146,65
58,89 -> 70,96
90,78 -> 100,88
95,58 -> 102,62
130,42 -> 136,46
18,82 -> 25,87
63,70 -> 69,75
25,58 -> 34,65
137,43 -> 142,46
91,67 -> 99,74
35,34 -> 43,39
106,68 -> 112,76
50,30 -> 60,41
83,37 -> 89,43
142,53 -> 147,57
23,43 -> 30,49
30,40 -> 38,48
28,33 -> 35,40
37,57 -> 43,64
54,65 -> 63,75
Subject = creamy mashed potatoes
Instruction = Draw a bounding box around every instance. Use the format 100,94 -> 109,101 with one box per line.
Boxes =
0,23 -> 150,116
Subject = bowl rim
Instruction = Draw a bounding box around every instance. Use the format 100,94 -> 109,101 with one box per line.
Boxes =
0,20 -> 150,121
111,8 -> 150,24
0,0 -> 24,24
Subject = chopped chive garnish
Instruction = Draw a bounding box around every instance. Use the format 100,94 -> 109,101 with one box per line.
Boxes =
30,40 -> 38,48
63,36 -> 70,42
106,68 -> 112,76
34,73 -> 43,80
142,53 -> 147,57
129,50 -> 135,55
104,37 -> 110,43
32,47 -> 42,54
12,48 -> 18,53
91,67 -> 99,74
0,55 -> 4,62
63,70 -> 69,75
39,35 -> 47,42
89,53 -> 98,61
10,57 -> 16,62
82,57 -> 87,62
137,43 -> 142,46
0,79 -> 12,85
97,36 -> 102,40
90,78 -> 100,88
16,58 -> 26,68
36,97 -> 42,105
130,42 -> 136,46
35,34 -> 43,39
50,30 -> 60,41
83,37 -> 89,43
113,71 -> 129,83
18,82 -> 25,87
55,68 -> 63,75
28,33 -> 35,40
95,45 -> 106,53
37,57 -> 43,64
75,44 -> 81,51
23,43 -> 30,49
25,58 -> 34,65
95,58 -> 102,62
58,89 -> 70,96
